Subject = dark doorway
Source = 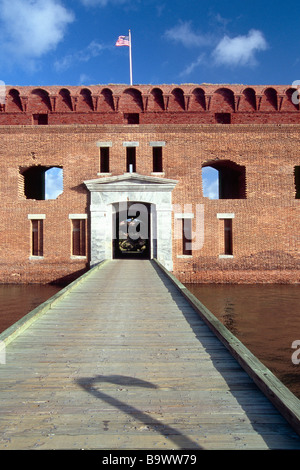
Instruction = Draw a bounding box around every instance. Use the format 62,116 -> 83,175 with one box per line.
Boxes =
113,202 -> 151,259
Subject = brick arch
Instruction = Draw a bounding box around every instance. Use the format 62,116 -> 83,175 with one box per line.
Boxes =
189,87 -> 206,111
149,87 -> 164,111
77,88 -> 94,112
260,87 -> 278,111
239,87 -> 256,111
169,87 -> 185,111
281,88 -> 299,111
211,88 -> 235,112
57,88 -> 73,112
6,88 -> 23,112
99,88 -> 114,111
29,88 -> 52,113
120,88 -> 143,112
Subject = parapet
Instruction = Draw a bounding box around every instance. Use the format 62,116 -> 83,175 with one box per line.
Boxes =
0,83 -> 299,125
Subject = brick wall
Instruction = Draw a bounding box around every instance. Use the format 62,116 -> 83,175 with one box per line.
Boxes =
0,84 -> 299,284
1,84 -> 299,125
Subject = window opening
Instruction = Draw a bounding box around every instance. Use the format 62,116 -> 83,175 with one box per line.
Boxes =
215,113 -> 231,124
72,219 -> 86,257
202,161 -> 246,199
45,167 -> 63,199
182,218 -> 192,256
31,219 -> 43,257
202,167 -> 219,199
33,114 -> 48,125
124,113 -> 139,124
21,166 -> 63,200
126,147 -> 136,172
224,219 -> 233,255
152,147 -> 163,172
100,147 -> 110,173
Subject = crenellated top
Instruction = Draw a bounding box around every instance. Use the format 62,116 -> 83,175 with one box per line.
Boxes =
1,83 -> 299,125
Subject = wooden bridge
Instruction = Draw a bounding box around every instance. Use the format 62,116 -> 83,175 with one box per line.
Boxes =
1,259 -> 300,450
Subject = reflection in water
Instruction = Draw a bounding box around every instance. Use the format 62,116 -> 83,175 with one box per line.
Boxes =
185,283 -> 300,400
0,284 -> 61,334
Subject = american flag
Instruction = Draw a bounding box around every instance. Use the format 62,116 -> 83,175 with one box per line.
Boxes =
115,35 -> 130,47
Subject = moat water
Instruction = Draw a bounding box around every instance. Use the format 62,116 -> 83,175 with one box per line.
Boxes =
0,284 -> 61,333
0,282 -> 299,400
185,283 -> 300,400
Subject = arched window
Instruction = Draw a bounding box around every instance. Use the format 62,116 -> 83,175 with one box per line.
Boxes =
202,160 -> 246,199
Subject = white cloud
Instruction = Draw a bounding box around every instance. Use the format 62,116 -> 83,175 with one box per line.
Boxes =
164,21 -> 212,48
166,22 -> 268,76
80,0 -> 109,5
212,29 -> 268,67
79,73 -> 92,85
180,54 -> 206,77
0,0 -> 74,67
54,40 -> 107,71
80,0 -> 128,6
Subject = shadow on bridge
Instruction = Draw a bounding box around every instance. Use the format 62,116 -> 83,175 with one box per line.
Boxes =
76,374 -> 203,449
148,261 -> 300,449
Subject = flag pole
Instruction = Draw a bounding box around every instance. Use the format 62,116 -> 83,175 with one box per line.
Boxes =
129,29 -> 133,85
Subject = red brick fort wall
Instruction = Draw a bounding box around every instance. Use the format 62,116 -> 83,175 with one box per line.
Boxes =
0,83 -> 299,284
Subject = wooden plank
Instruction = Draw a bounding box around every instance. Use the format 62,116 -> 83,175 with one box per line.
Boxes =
154,259 -> 300,438
1,259 -> 300,450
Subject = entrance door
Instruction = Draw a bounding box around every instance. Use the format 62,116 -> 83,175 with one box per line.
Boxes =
113,202 -> 151,259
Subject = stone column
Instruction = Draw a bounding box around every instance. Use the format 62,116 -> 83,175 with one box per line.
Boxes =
90,193 -> 110,266
156,203 -> 173,271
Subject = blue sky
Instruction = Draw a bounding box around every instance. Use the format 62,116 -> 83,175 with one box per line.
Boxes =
1,0 -> 299,199
0,0 -> 299,87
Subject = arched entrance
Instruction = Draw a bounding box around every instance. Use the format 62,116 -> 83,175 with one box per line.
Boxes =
113,201 -> 151,259
84,173 -> 178,271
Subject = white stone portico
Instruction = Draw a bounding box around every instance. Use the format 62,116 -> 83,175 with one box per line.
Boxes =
84,173 -> 178,271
